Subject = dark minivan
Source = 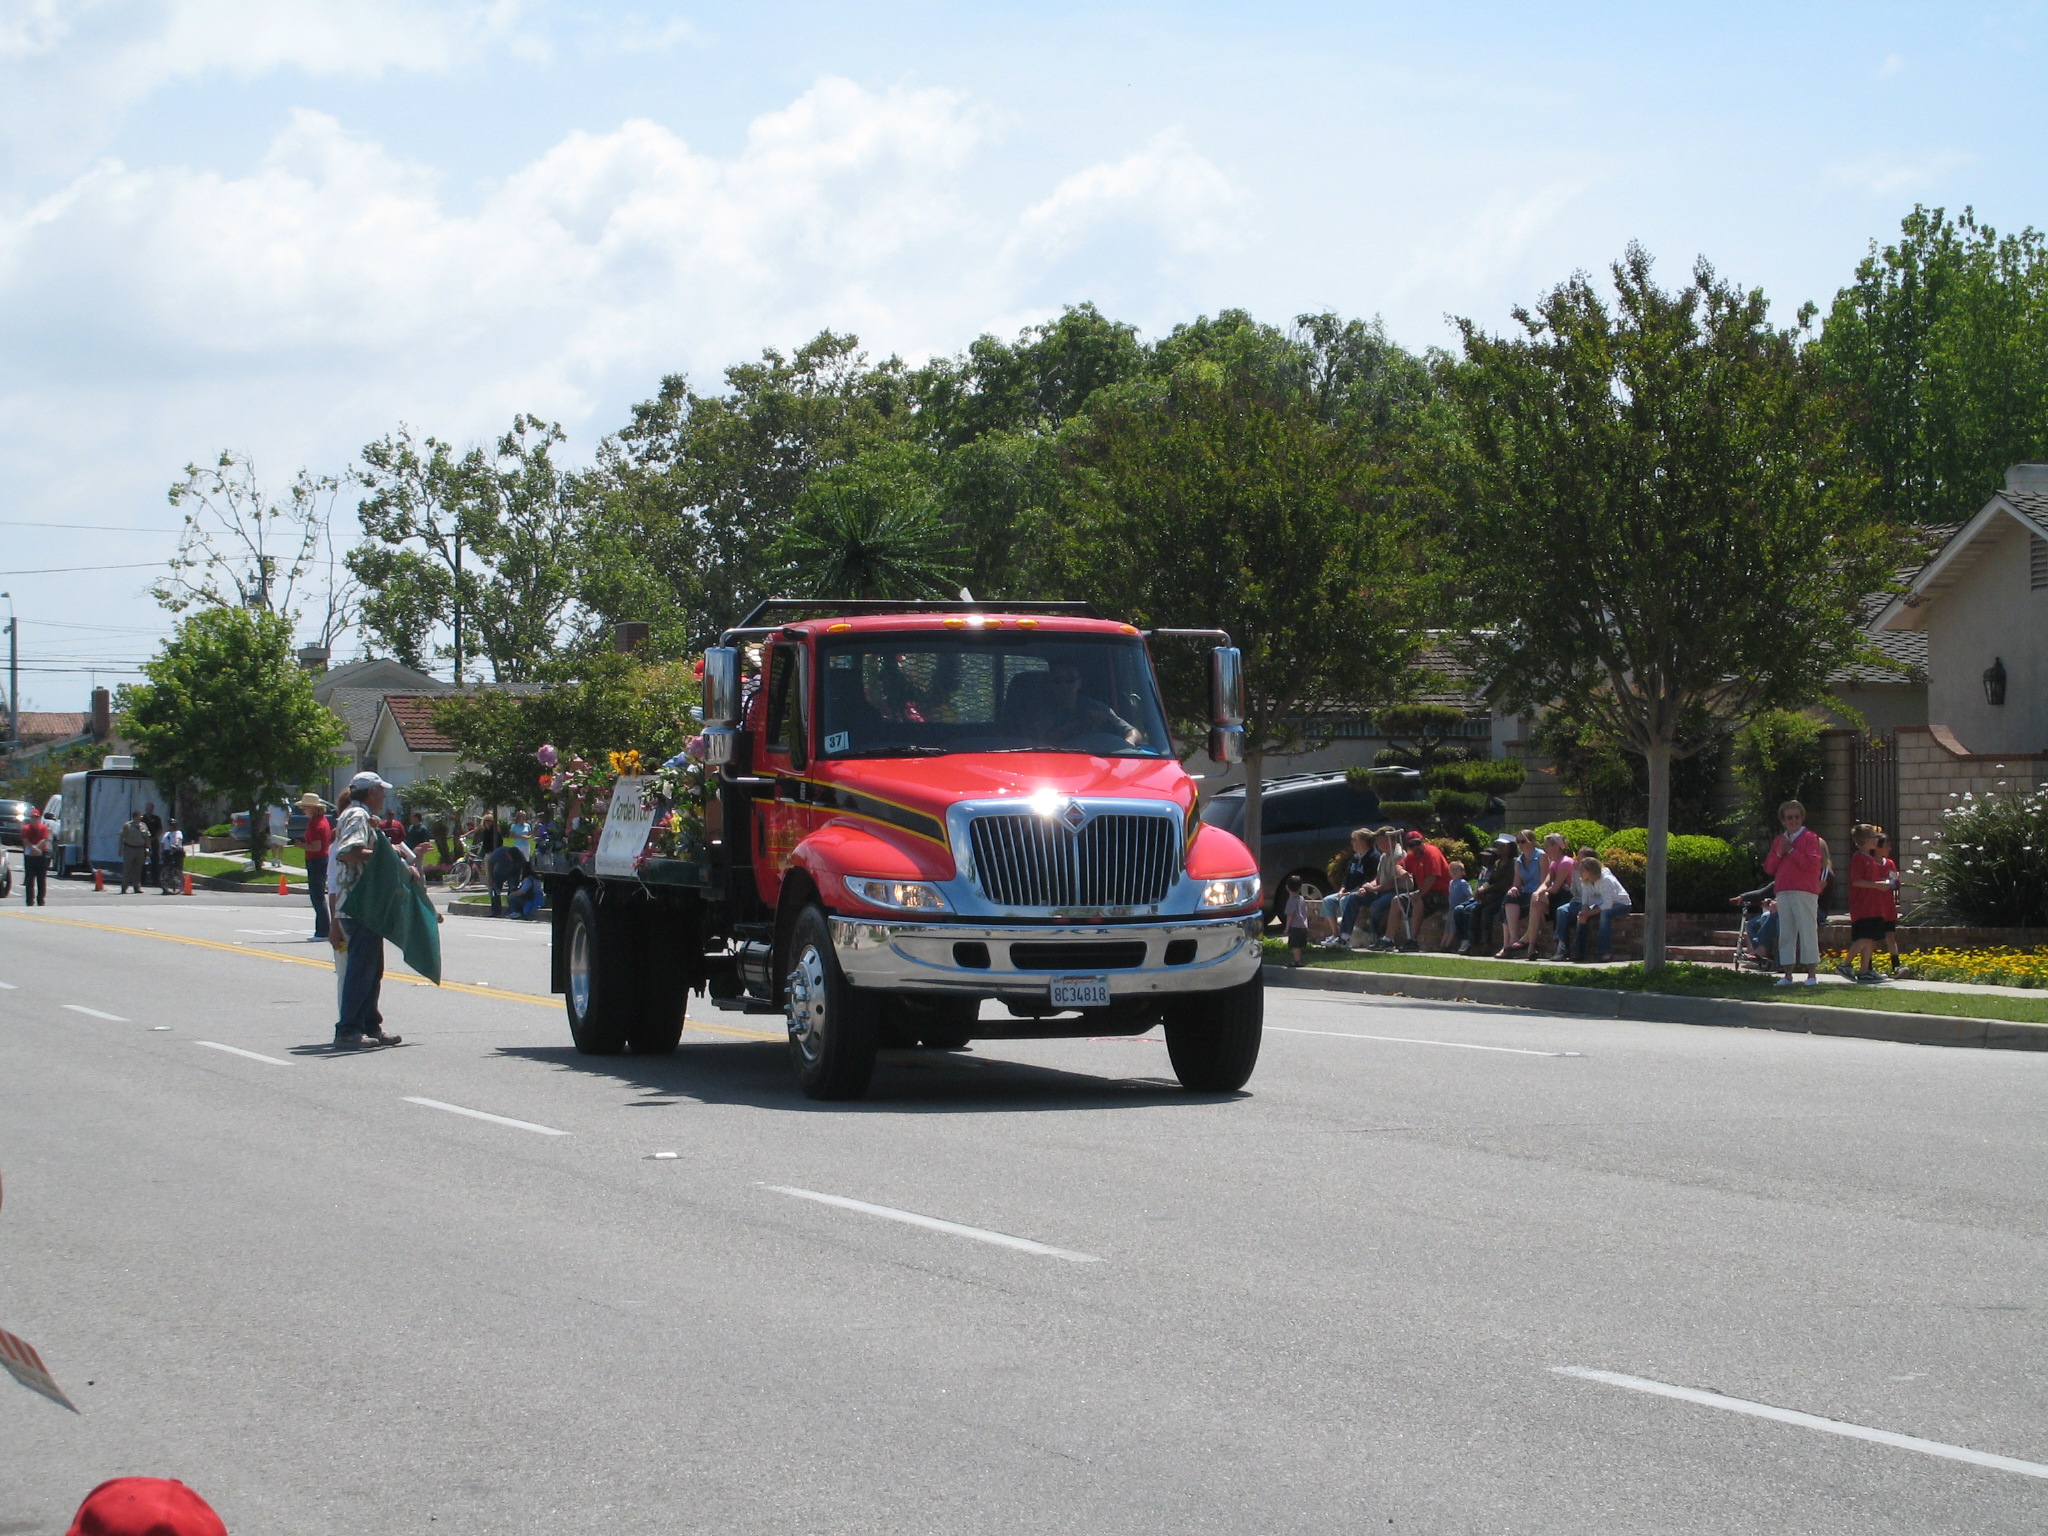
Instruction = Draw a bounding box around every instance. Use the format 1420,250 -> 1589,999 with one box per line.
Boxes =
1198,773 -> 1388,922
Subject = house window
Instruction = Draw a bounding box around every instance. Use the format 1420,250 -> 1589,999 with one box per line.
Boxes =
2032,533 -> 2048,592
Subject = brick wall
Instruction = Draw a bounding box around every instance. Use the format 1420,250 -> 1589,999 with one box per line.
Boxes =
1895,725 -> 2048,908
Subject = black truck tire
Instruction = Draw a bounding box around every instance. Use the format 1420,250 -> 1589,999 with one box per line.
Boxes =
784,903 -> 879,1100
564,887 -> 631,1055
912,996 -> 978,1050
1162,975 -> 1263,1092
627,924 -> 688,1056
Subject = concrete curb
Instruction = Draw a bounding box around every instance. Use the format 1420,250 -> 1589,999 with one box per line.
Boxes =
1262,966 -> 2048,1051
443,899 -> 550,921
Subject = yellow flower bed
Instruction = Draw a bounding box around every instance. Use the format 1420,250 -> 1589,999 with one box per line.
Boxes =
1827,945 -> 2048,989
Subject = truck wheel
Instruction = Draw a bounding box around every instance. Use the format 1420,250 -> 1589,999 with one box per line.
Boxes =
564,888 -> 630,1055
1163,976 -> 1263,1092
784,904 -> 878,1100
628,929 -> 687,1056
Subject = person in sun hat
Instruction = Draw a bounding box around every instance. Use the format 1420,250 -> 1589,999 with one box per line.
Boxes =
297,790 -> 334,942
65,1477 -> 229,1536
329,771 -> 412,1049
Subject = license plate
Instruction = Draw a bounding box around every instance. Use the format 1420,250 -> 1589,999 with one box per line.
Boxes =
1050,975 -> 1111,1008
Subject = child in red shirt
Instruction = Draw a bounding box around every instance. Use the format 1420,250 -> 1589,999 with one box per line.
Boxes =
1840,823 -> 1898,983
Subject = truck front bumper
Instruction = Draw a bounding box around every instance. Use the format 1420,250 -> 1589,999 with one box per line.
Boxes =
829,914 -> 1264,999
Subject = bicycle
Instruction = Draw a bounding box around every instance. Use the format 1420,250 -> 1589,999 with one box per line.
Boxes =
443,846 -> 487,892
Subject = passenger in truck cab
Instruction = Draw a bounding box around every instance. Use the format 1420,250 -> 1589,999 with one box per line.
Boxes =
1011,663 -> 1142,748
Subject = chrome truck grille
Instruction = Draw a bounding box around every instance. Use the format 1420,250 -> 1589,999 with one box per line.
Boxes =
966,811 -> 1180,908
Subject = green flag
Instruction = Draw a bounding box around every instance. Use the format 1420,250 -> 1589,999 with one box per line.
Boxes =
339,834 -> 442,984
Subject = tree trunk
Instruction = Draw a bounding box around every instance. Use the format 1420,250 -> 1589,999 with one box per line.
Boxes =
1643,737 -> 1672,971
1242,743 -> 1264,878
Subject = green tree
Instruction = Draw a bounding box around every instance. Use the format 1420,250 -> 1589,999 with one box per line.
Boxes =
1729,708 -> 1826,850
156,450 -> 359,650
1816,205 -> 2048,525
351,416 -> 584,681
1449,245 -> 1895,967
771,443 -> 963,598
579,333 -> 917,651
433,655 -> 699,812
1048,325 -> 1436,856
121,608 -> 345,869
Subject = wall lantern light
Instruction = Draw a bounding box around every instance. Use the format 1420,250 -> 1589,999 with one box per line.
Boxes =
1983,657 -> 2008,707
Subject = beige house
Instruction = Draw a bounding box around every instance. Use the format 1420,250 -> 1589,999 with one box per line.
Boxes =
1866,463 -> 2048,892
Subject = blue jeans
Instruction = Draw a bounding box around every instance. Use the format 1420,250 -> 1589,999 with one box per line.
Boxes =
511,880 -> 545,920
1556,901 -> 1617,960
305,854 -> 329,938
1320,892 -> 1371,937
337,916 -> 384,1041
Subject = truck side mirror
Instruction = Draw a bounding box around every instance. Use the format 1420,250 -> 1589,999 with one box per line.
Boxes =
1208,646 -> 1244,764
702,646 -> 741,766
1209,646 -> 1243,726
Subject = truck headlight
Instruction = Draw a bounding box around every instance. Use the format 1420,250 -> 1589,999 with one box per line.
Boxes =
848,878 -> 950,912
1200,876 -> 1260,909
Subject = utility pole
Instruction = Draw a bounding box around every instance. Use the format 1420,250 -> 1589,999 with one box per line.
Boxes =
452,531 -> 463,685
2,592 -> 15,752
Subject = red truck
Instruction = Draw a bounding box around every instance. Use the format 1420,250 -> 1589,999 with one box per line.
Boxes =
539,600 -> 1265,1100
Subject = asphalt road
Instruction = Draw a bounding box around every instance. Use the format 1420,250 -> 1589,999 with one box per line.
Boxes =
3,880 -> 2046,1534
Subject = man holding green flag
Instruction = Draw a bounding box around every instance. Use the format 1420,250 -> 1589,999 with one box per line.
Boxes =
331,771 -> 441,1049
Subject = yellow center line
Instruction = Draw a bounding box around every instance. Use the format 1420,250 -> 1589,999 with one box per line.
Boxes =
0,911 -> 782,1041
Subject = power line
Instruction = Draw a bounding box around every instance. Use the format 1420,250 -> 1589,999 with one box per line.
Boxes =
0,521 -> 176,532
0,561 -> 169,575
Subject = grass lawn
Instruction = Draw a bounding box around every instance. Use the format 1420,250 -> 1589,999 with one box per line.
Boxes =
185,853 -> 306,884
1262,942 -> 2048,1026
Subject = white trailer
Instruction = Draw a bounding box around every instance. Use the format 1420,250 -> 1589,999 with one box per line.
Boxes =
53,761 -> 158,878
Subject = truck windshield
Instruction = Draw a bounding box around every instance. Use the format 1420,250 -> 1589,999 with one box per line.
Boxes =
817,633 -> 1174,759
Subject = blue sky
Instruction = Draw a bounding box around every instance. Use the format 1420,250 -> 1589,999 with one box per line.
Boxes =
1,0 -> 2043,707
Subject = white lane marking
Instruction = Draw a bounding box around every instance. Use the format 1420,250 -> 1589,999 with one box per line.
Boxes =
1270,1025 -> 1580,1057
195,1040 -> 291,1067
1553,1367 -> 2048,1481
766,1185 -> 1103,1263
0,980 -> 16,988
63,1004 -> 128,1021
453,931 -> 521,942
402,1097 -> 568,1136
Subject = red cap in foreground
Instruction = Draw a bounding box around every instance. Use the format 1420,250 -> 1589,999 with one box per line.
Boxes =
66,1478 -> 228,1536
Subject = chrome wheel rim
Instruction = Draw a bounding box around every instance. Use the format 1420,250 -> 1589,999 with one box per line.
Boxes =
786,943 -> 829,1066
569,916 -> 593,1020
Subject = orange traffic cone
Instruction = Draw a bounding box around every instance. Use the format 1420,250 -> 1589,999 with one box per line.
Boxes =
93,867 -> 104,892
183,871 -> 194,896
278,873 -> 290,896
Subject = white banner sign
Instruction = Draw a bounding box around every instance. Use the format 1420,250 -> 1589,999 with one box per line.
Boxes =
593,776 -> 656,878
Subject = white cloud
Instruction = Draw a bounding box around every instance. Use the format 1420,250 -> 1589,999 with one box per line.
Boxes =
0,0 -> 531,174
1827,150 -> 1973,197
1016,128 -> 1242,260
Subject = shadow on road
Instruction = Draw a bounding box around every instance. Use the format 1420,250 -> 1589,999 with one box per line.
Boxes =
493,1038 -> 1239,1114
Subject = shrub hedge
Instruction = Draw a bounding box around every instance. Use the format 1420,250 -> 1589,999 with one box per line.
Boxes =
1597,828 -> 1760,911
1531,818 -> 1610,852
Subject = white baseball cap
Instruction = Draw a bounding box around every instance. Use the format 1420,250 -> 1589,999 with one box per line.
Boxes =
348,771 -> 393,794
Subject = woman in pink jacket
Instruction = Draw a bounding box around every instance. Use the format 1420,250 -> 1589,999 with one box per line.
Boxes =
1762,799 -> 1829,986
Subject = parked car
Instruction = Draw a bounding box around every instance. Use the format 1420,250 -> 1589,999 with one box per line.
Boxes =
1199,772 -> 1387,922
42,792 -> 62,842
0,798 -> 30,846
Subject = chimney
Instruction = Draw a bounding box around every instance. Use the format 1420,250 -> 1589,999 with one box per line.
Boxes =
297,644 -> 331,674
2005,464 -> 2048,497
614,621 -> 650,655
90,686 -> 111,741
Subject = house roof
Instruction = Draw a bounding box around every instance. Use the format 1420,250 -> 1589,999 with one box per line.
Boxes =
326,687 -> 395,749
312,657 -> 448,706
375,684 -> 550,755
15,711 -> 88,742
1873,486 -> 2048,634
381,695 -> 461,754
